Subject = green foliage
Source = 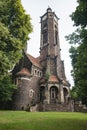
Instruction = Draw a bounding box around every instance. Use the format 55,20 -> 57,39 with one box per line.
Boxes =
0,76 -> 17,102
70,87 -> 79,100
69,46 -> 78,68
0,0 -> 32,44
0,0 -> 32,76
71,0 -> 87,27
44,72 -> 50,80
66,0 -> 87,104
0,22 -> 22,77
65,28 -> 81,44
0,0 -> 32,102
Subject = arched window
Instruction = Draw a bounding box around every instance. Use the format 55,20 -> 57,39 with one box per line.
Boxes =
43,31 -> 47,45
55,25 -> 58,45
40,86 -> 45,102
16,78 -> 21,86
63,88 -> 68,103
55,30 -> 58,45
40,72 -> 42,77
38,71 -> 39,76
29,89 -> 35,98
34,69 -> 37,76
43,23 -> 47,29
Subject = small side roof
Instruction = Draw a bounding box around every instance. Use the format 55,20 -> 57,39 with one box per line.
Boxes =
26,53 -> 42,69
16,68 -> 31,77
48,75 -> 59,83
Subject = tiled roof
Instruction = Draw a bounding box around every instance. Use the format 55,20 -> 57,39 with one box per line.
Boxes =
16,68 -> 31,77
26,53 -> 42,69
48,75 -> 59,83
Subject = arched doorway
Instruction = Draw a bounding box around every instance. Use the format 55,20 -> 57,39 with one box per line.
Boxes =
50,86 -> 58,104
40,86 -> 45,103
63,88 -> 68,103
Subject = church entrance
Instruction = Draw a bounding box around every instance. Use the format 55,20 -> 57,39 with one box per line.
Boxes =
50,86 -> 58,104
63,88 -> 68,103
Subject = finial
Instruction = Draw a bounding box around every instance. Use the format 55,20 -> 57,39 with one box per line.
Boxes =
47,6 -> 52,12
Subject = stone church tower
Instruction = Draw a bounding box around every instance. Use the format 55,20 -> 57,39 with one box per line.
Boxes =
39,7 -> 70,105
12,8 -> 71,111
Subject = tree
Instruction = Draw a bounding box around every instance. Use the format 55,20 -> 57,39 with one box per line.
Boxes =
66,0 -> 87,104
0,76 -> 16,102
0,0 -> 32,103
71,0 -> 87,27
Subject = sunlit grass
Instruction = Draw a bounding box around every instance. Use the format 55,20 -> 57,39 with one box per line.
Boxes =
0,111 -> 87,130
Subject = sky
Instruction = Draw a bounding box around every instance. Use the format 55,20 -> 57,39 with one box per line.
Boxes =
21,0 -> 78,86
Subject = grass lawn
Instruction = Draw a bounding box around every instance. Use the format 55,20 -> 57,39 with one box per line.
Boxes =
0,111 -> 87,130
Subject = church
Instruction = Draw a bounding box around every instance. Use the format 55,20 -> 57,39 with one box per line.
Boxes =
12,8 -> 71,111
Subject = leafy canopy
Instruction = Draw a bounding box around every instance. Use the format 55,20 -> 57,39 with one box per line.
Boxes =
0,0 -> 32,102
66,0 -> 87,104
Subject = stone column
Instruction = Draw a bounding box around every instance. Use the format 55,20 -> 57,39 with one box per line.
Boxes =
48,86 -> 50,104
45,84 -> 50,104
44,85 -> 50,104
60,84 -> 64,103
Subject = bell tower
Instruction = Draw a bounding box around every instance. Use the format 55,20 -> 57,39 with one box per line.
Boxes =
39,8 -> 70,106
40,8 -> 62,78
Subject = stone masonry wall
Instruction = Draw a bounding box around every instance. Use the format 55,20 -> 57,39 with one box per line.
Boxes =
13,76 -> 40,110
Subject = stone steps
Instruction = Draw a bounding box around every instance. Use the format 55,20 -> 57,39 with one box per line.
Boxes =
43,103 -> 72,112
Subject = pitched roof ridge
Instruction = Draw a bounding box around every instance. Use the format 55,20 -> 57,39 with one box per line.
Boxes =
26,52 -> 40,59
26,53 -> 35,59
26,53 -> 42,69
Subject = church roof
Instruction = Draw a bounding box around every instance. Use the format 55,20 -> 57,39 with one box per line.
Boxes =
26,53 -> 42,69
48,75 -> 59,83
16,68 -> 31,77
40,75 -> 59,84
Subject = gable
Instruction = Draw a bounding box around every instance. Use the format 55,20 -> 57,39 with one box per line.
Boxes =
26,53 -> 42,69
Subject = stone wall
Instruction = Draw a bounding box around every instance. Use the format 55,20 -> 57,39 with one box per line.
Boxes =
13,76 -> 40,110
74,102 -> 87,113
